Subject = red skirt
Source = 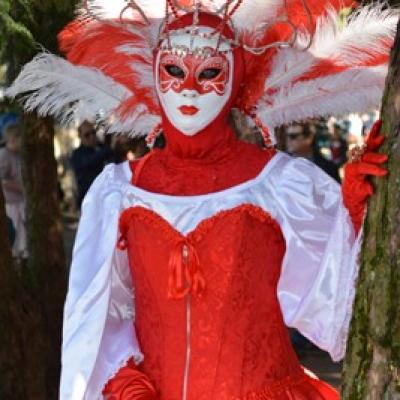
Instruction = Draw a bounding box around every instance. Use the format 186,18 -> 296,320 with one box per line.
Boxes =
238,370 -> 339,399
103,360 -> 339,400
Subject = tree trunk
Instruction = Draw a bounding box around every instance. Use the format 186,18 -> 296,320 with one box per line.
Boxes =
0,184 -> 45,399
21,114 -> 68,400
0,187 -> 23,399
0,114 -> 67,400
341,19 -> 400,400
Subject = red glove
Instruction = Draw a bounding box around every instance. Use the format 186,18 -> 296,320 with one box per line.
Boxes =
102,358 -> 158,400
342,120 -> 388,234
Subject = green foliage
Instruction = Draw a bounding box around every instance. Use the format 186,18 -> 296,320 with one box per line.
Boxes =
0,0 -> 79,83
0,1 -> 35,48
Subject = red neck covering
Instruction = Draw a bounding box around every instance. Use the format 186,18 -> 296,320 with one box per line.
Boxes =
131,13 -> 273,194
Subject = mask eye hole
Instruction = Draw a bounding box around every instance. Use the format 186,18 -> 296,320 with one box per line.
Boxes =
165,65 -> 185,79
199,68 -> 221,81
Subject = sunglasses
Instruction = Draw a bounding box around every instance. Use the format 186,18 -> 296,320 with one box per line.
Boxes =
287,132 -> 303,140
83,130 -> 96,138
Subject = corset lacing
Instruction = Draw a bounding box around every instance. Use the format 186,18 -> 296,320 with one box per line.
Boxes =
117,229 -> 206,300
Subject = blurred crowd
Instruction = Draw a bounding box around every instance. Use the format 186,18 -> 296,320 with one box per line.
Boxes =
69,121 -> 147,207
0,116 -> 148,258
0,112 -> 377,260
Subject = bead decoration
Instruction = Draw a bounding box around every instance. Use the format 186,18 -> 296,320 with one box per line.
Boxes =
245,110 -> 274,148
349,144 -> 367,163
167,0 -> 180,18
146,123 -> 163,147
159,43 -> 232,59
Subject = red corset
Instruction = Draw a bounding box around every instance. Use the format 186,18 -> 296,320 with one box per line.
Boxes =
118,204 -> 338,400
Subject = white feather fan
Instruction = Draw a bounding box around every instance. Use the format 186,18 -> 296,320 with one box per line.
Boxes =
259,4 -> 398,131
259,66 -> 388,128
6,53 -> 160,135
85,0 -> 284,31
307,5 -> 398,65
6,53 -> 128,123
266,5 -> 398,91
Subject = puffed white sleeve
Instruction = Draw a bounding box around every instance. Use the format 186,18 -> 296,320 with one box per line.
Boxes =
265,154 -> 361,362
59,163 -> 143,400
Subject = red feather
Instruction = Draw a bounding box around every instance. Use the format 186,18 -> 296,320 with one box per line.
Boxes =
237,0 -> 360,111
58,20 -> 160,115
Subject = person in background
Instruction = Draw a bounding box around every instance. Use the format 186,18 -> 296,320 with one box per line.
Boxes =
70,120 -> 113,208
0,112 -> 19,147
0,123 -> 27,257
330,123 -> 348,168
112,135 -> 148,164
286,122 -> 341,182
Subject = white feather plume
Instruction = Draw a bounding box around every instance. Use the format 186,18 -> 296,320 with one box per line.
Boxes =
265,3 -> 397,92
85,0 -> 284,32
304,4 -> 398,65
203,0 -> 283,31
258,66 -> 388,128
109,114 -> 161,137
265,48 -> 317,91
6,53 -> 159,136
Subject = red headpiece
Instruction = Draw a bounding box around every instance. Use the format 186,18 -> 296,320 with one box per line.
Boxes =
7,0 -> 397,145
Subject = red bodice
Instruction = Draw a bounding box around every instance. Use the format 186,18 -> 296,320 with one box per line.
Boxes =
118,204 -> 337,399
106,117 -> 338,399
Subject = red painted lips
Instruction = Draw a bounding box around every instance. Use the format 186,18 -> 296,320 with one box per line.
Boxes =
179,105 -> 199,115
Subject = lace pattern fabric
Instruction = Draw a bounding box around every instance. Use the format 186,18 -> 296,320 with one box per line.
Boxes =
120,203 -> 304,398
60,153 -> 360,399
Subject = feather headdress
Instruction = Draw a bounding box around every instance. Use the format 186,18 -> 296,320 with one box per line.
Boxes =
6,0 -> 398,141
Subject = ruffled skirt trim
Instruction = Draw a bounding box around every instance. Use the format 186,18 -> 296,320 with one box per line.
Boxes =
239,370 -> 339,400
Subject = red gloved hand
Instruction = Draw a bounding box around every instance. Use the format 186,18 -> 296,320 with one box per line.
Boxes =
102,358 -> 158,400
342,120 -> 388,234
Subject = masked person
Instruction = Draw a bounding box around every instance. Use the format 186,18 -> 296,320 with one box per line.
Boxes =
0,123 -> 27,257
7,1 -> 396,399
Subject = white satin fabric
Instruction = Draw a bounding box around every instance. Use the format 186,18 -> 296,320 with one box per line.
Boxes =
60,165 -> 143,400
60,152 -> 360,400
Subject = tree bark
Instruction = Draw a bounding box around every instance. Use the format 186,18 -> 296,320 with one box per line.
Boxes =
1,1 -> 77,398
21,114 -> 68,400
0,185 -> 45,399
0,186 -> 22,399
341,19 -> 400,400
0,114 -> 66,400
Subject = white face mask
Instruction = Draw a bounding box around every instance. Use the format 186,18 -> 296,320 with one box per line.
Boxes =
155,27 -> 234,136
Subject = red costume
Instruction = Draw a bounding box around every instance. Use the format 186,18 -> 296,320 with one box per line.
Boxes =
7,1 -> 394,399
101,12 -> 386,398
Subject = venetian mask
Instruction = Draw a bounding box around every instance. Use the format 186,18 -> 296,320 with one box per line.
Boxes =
155,27 -> 234,136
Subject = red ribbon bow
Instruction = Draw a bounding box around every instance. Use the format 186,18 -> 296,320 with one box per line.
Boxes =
168,240 -> 206,300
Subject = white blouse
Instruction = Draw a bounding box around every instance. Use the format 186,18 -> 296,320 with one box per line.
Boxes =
60,152 -> 361,400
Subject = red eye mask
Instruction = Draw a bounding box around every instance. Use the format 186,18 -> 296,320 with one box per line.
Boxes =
159,50 -> 230,96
